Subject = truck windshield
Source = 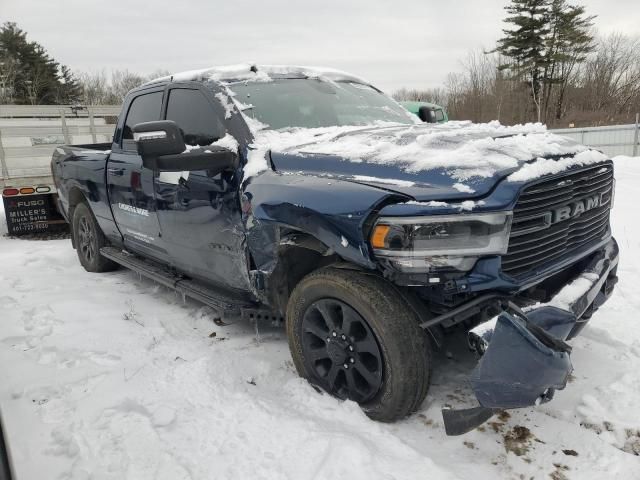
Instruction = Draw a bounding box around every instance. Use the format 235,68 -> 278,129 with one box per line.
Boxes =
228,79 -> 415,130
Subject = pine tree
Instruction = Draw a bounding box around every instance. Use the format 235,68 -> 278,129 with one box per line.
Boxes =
56,65 -> 82,104
493,0 -> 595,123
543,0 -> 595,120
0,21 -> 81,105
494,0 -> 550,122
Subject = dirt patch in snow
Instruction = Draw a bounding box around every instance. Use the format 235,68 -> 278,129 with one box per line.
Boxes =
503,425 -> 535,457
550,463 -> 571,480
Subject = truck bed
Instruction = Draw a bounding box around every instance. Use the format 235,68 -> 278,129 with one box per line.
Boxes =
51,143 -> 115,230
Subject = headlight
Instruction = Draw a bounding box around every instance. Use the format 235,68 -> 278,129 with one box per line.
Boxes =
370,212 -> 512,273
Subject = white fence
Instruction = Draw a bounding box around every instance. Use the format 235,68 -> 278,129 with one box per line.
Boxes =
0,105 -> 121,188
551,117 -> 640,158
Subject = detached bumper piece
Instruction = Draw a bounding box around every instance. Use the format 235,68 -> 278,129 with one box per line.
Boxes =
443,238 -> 619,436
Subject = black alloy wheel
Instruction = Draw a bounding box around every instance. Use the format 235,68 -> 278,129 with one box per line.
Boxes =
72,202 -> 118,273
287,267 -> 432,422
301,298 -> 384,403
77,214 -> 96,265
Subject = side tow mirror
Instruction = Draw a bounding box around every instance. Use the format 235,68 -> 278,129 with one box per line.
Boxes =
154,146 -> 239,175
133,120 -> 186,168
132,120 -> 238,174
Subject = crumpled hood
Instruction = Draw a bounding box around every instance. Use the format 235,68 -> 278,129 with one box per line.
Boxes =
267,121 -> 607,201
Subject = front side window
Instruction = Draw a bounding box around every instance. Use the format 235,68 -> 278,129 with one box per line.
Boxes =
122,91 -> 163,143
165,88 -> 225,146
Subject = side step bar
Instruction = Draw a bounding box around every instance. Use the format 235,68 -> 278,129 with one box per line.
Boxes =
100,247 -> 256,319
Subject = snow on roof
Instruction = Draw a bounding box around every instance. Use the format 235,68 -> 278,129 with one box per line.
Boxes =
146,64 -> 369,86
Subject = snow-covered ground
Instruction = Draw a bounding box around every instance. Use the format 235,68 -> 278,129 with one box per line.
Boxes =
1,157 -> 639,480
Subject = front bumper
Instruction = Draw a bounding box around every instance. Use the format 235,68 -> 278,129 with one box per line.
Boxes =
442,238 -> 619,435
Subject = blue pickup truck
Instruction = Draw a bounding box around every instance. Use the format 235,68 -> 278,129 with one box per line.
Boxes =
51,65 -> 619,434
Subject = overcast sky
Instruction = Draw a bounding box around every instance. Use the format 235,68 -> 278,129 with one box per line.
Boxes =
1,0 -> 637,92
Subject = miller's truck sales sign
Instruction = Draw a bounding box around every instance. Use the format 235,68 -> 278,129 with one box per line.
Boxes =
2,194 -> 60,235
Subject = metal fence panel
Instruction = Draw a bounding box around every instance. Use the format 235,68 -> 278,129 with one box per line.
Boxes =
0,105 -> 120,188
551,118 -> 639,157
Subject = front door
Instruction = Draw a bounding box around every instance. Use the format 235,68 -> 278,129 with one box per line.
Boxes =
107,89 -> 168,262
154,86 -> 250,293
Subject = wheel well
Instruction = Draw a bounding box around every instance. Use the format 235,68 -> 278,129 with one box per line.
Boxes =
266,235 -> 343,315
68,187 -> 86,213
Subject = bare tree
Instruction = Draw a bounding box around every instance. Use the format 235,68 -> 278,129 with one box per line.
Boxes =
392,87 -> 448,105
75,69 -> 172,105
395,32 -> 639,128
580,34 -> 640,116
24,64 -> 52,104
0,56 -> 17,103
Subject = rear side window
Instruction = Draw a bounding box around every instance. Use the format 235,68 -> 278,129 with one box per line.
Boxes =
166,88 -> 225,146
434,109 -> 445,122
122,92 -> 163,145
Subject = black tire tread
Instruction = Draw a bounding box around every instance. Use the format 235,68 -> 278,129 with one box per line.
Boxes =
286,266 -> 431,422
72,202 -> 118,273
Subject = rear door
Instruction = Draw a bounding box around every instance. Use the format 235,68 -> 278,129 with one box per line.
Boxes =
107,89 -> 168,262
154,86 -> 250,292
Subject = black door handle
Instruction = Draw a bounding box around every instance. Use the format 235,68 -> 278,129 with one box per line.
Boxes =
108,168 -> 125,176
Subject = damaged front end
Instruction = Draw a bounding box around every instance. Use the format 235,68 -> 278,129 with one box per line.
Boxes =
443,239 -> 619,436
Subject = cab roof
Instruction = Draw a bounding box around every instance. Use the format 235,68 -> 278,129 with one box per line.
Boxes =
143,64 -> 369,87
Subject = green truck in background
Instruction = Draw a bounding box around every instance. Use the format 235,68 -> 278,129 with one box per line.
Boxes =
400,101 -> 448,123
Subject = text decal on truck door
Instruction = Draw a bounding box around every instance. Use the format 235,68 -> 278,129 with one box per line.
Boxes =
117,203 -> 149,217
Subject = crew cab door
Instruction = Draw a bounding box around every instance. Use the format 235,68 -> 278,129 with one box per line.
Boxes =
107,89 -> 169,262
154,86 -> 250,292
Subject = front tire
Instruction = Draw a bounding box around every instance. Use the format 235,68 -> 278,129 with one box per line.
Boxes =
286,267 -> 431,422
72,202 -> 118,273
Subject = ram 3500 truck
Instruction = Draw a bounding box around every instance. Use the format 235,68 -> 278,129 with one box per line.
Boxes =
51,65 -> 619,435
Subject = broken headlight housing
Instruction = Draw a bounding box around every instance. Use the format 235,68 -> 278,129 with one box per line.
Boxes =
370,212 -> 512,273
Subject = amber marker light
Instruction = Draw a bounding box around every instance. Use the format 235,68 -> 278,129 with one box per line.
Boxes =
371,225 -> 391,249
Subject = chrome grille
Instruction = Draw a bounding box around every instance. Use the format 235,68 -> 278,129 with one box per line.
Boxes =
502,163 -> 614,277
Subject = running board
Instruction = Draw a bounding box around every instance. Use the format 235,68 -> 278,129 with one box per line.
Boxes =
100,247 -> 256,318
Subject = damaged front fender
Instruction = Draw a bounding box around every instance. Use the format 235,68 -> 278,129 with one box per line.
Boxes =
241,170 -> 408,302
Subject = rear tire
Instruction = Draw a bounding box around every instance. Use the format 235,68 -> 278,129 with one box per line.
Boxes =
286,267 -> 432,422
72,202 -> 118,273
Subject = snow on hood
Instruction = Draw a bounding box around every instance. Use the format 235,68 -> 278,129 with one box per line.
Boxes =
281,121 -> 607,181
244,121 -> 608,194
244,124 -> 372,179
